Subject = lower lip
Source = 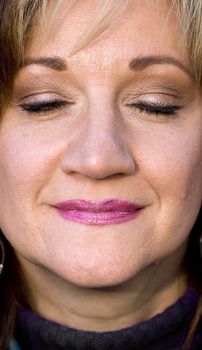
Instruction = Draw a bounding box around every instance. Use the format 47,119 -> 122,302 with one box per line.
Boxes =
56,209 -> 142,225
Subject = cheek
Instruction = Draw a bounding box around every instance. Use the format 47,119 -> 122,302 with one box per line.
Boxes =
0,125 -> 63,243
0,124 -> 62,195
135,126 -> 202,202
0,123 -> 65,253
132,125 -> 202,251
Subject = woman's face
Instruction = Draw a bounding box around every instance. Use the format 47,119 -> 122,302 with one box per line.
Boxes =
0,0 -> 201,287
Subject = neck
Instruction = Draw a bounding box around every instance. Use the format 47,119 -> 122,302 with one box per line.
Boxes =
18,245 -> 188,332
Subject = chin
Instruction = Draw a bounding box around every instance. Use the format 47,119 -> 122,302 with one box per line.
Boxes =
66,274 -> 133,289
57,259 -> 141,289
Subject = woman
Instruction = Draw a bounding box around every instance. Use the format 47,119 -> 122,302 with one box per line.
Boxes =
0,0 -> 201,349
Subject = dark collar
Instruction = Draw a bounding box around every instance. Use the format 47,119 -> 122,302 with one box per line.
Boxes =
15,288 -> 200,350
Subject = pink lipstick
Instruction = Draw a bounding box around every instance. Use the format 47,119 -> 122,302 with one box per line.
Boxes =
55,199 -> 142,225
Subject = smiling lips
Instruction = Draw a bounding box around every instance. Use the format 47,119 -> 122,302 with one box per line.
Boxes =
55,199 -> 143,225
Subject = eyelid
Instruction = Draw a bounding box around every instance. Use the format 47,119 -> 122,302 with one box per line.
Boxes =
120,91 -> 182,105
13,76 -> 80,103
18,92 -> 72,103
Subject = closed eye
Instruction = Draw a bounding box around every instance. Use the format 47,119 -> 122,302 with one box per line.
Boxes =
19,99 -> 72,115
128,102 -> 181,117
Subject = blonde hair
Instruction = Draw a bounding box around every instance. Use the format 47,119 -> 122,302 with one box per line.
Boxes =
174,0 -> 202,84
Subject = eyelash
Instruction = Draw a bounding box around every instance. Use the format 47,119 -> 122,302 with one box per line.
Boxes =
128,102 -> 181,117
20,99 -> 181,118
20,99 -> 71,115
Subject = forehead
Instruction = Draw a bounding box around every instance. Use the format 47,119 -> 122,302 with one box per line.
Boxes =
26,0 -> 186,73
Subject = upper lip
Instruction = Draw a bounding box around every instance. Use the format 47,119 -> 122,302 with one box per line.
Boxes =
54,199 -> 143,212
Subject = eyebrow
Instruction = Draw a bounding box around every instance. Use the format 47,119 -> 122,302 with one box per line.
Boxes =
22,54 -> 194,80
129,55 -> 194,80
23,56 -> 67,71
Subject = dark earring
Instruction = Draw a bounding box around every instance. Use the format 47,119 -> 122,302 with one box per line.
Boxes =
200,235 -> 202,259
0,238 -> 5,274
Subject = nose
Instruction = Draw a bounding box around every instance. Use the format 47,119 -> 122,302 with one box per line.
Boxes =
60,109 -> 136,179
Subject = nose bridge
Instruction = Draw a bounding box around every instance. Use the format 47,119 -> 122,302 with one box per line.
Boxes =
83,112 -> 123,163
60,93 -> 135,179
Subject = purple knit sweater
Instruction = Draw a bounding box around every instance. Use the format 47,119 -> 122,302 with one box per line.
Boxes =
14,288 -> 202,350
